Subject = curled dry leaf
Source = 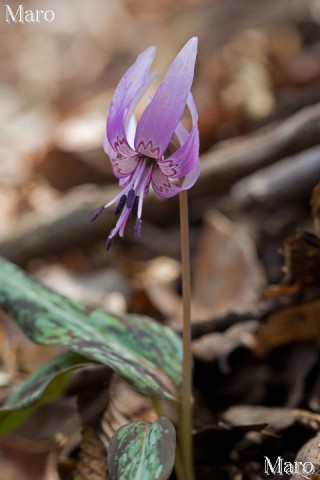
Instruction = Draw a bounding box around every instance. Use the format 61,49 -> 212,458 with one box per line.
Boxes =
192,320 -> 258,365
101,377 -> 158,450
73,426 -> 108,480
223,405 -> 320,433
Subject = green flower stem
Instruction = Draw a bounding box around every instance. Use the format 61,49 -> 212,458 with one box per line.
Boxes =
179,190 -> 195,480
174,440 -> 186,480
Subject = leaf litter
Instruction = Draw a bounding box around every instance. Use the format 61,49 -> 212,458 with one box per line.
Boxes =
1,0 -> 320,478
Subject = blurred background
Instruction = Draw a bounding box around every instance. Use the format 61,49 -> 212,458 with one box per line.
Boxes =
2,0 -> 320,478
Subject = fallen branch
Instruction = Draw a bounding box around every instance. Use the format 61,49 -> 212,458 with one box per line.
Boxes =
230,145 -> 320,208
199,102 -> 320,195
0,185 -> 172,264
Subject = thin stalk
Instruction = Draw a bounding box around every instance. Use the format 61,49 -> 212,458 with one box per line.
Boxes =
179,190 -> 195,480
174,443 -> 186,480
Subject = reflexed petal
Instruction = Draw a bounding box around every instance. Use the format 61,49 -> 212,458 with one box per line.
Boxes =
158,125 -> 199,178
103,134 -> 117,159
126,112 -> 137,149
151,165 -> 182,198
181,159 -> 200,190
110,156 -> 139,179
135,37 -> 198,158
125,71 -> 157,147
107,46 -> 156,156
104,136 -> 139,179
175,93 -> 198,146
187,91 -> 198,125
152,156 -> 200,198
174,122 -> 188,147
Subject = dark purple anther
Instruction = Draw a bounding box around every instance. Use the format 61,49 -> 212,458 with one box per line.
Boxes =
106,237 -> 113,251
126,189 -> 135,209
131,196 -> 139,217
115,194 -> 127,216
91,205 -> 104,222
135,218 -> 142,239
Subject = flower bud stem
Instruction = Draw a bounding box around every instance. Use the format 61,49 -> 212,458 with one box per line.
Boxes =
179,190 -> 195,480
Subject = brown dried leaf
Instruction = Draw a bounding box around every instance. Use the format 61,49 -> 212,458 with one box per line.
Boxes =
223,405 -> 320,433
282,231 -> 320,287
192,320 -> 258,364
254,299 -> 320,355
193,211 -> 265,317
0,436 -> 60,480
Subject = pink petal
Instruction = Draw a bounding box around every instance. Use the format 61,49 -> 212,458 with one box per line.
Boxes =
181,160 -> 200,190
151,165 -> 182,198
152,154 -> 200,199
158,125 -> 199,178
107,46 -> 156,156
103,134 -> 117,158
110,156 -> 139,179
104,136 -> 138,179
135,37 -> 198,159
187,91 -> 198,125
175,93 -> 198,146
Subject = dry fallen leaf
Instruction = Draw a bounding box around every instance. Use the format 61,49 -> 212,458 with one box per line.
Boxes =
254,299 -> 320,355
223,405 -> 320,433
193,210 -> 265,317
0,436 -> 60,480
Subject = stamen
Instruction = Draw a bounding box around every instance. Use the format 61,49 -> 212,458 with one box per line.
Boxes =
131,196 -> 139,217
133,158 -> 147,190
135,218 -> 142,239
106,237 -> 113,251
115,194 -> 127,215
91,205 -> 104,222
126,189 -> 135,209
137,166 -> 153,219
119,209 -> 131,237
104,157 -> 145,210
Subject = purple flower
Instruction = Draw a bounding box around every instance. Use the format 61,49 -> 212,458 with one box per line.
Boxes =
92,37 -> 200,250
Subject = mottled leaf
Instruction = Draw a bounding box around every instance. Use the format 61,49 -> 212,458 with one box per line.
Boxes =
108,417 -> 176,480
89,311 -> 182,393
0,351 -> 92,434
0,257 -> 182,400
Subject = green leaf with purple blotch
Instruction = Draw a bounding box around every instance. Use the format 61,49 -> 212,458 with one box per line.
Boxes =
0,351 -> 92,434
0,256 -> 182,401
108,417 -> 176,480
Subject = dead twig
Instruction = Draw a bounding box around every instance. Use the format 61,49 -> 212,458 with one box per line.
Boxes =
230,145 -> 320,208
199,102 -> 320,195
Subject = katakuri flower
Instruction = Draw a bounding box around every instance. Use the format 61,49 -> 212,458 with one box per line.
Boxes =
92,37 -> 200,250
